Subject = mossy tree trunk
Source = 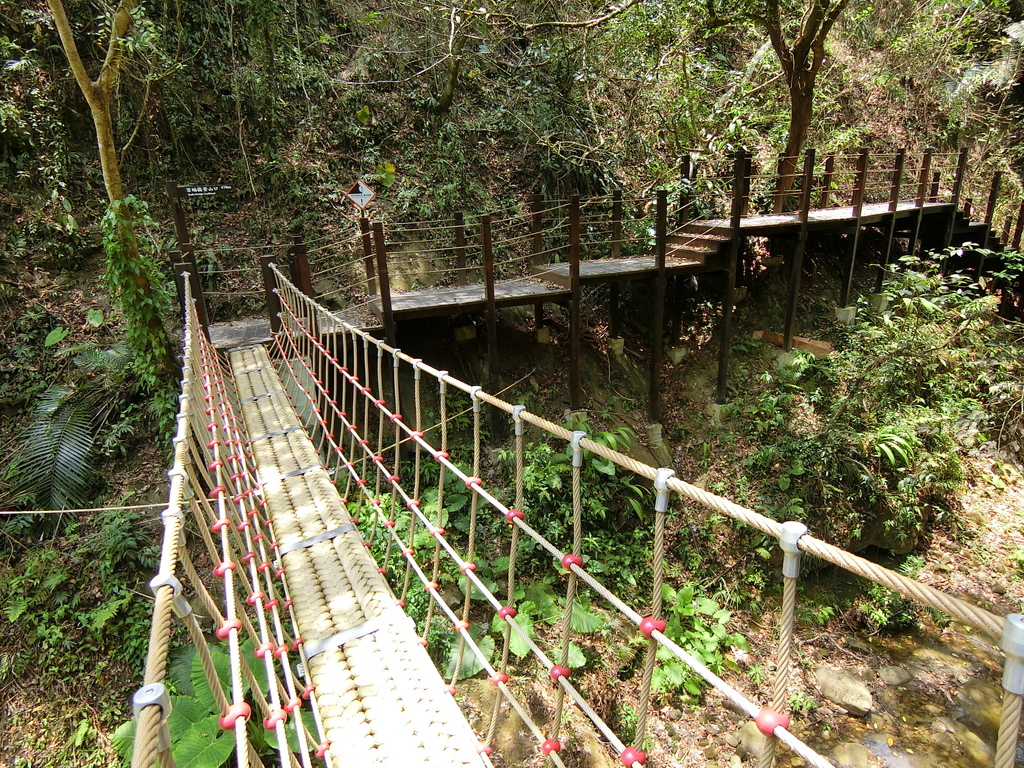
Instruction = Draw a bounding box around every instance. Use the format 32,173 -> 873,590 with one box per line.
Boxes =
47,0 -> 177,379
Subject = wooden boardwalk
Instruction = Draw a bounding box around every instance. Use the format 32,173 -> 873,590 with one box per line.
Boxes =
368,278 -> 570,321
690,200 -> 953,236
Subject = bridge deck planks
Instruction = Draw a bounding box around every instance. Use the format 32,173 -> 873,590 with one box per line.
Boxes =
369,278 -> 571,321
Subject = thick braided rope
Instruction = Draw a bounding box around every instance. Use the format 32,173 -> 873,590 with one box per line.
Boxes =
995,691 -> 1023,768
635,490 -> 668,744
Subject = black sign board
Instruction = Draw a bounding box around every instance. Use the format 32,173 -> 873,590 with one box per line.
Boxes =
180,184 -> 233,198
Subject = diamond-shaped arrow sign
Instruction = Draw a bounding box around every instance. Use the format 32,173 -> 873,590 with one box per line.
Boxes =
345,179 -> 376,211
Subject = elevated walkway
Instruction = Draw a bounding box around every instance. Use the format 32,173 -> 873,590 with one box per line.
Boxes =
229,344 -> 486,768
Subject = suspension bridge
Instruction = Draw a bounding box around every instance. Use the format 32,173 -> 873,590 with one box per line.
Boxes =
131,148 -> 1024,768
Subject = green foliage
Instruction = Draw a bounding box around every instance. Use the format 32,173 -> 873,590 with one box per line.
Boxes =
652,583 -> 748,699
726,256 -> 1021,548
101,196 -> 176,404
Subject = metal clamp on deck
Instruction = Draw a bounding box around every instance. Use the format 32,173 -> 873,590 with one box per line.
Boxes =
279,523 -> 356,556
249,425 -> 304,443
281,464 -> 323,479
241,388 -> 286,403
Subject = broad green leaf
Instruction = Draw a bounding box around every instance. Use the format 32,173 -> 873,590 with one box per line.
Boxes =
569,602 -> 604,634
567,641 -> 587,669
86,309 -> 104,327
446,634 -> 494,680
112,719 -> 135,762
168,646 -> 196,695
169,696 -> 217,740
173,723 -> 235,768
44,327 -> 69,347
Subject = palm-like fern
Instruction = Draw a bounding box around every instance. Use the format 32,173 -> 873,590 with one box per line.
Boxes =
2,343 -> 135,511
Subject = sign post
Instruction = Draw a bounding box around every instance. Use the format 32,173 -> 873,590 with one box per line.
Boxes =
345,179 -> 376,211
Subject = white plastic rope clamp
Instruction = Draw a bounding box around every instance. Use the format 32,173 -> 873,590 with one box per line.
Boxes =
1001,614 -> 1024,695
392,348 -> 401,367
133,682 -> 172,751
654,468 -> 676,513
571,431 -> 587,467
161,506 -> 184,523
412,359 -> 423,380
149,573 -> 191,618
376,338 -> 386,355
438,371 -> 449,395
779,521 -> 809,579
512,405 -> 526,435
469,386 -> 483,412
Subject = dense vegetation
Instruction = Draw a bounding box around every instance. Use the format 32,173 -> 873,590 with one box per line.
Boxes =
1,0 -> 1022,763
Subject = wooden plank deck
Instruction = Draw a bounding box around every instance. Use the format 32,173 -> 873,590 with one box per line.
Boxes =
690,200 -> 953,237
533,253 -> 723,288
368,278 -> 571,321
209,312 -> 382,350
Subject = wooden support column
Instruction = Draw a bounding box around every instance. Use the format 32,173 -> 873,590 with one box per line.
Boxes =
942,149 -> 969,251
820,155 -> 835,209
259,254 -> 282,334
1012,202 -> 1024,250
166,182 -> 193,259
359,218 -> 377,296
716,152 -> 745,404
875,149 -> 906,293
650,190 -> 668,420
784,150 -> 816,350
670,276 -> 683,345
839,148 -> 870,308
454,212 -> 467,285
611,191 -> 623,260
531,194 -> 544,267
287,236 -> 313,297
909,150 -> 932,256
608,282 -> 619,339
482,215 -> 500,435
372,223 -> 395,347
569,195 -> 582,411
982,171 -> 1002,251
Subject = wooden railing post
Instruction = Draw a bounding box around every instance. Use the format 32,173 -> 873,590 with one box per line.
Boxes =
359,217 -> 377,296
983,171 -> 1002,251
784,150 -> 815,350
716,152 -> 745,404
677,155 -> 692,227
611,191 -> 623,260
910,150 -> 932,256
839,148 -> 869,307
482,214 -> 500,435
875,148 -> 906,293
287,236 -> 313,297
372,223 -> 395,346
454,211 -> 467,285
569,195 -> 581,411
820,155 -> 835,209
929,171 -> 941,202
649,190 -> 668,421
531,194 -> 544,266
166,182 -> 193,259
1012,201 -> 1024,250
259,254 -> 282,334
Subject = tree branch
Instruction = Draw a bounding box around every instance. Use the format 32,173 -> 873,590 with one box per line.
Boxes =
46,0 -> 95,102
520,0 -> 643,31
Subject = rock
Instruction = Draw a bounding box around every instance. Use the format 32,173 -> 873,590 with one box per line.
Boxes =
536,326 -> 550,344
735,721 -> 772,760
878,666 -> 913,687
666,347 -> 689,365
954,679 -> 1003,742
454,324 -> 477,343
832,742 -> 869,768
992,581 -> 1008,595
846,637 -> 871,653
814,666 -> 874,716
940,717 -> 994,765
924,704 -> 943,716
723,731 -> 740,748
667,708 -> 683,721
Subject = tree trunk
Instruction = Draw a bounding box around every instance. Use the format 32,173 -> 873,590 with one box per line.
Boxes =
774,73 -> 815,212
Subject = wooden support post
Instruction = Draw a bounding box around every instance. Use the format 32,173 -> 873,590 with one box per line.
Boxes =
909,150 -> 932,256
839,148 -> 869,308
1013,202 -> 1024,250
929,171 -> 941,203
454,211 -> 467,285
650,190 -> 668,420
982,171 -> 1002,251
166,182 -> 193,259
287,236 -> 313,297
875,148 -> 906,293
372,223 -> 395,347
359,218 -> 377,296
677,155 -> 692,227
259,254 -> 282,334
173,248 -> 211,335
820,155 -> 835,209
611,191 -> 623,260
670,276 -> 682,344
742,154 -> 753,217
773,152 -> 787,213
608,282 -> 619,339
717,152 -> 745,404
531,194 -> 544,266
482,215 -> 500,435
784,150 -> 816,350
569,195 -> 582,411
1001,215 -> 1013,245
962,198 -> 973,221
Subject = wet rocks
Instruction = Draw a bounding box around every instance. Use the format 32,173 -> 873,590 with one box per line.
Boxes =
814,666 -> 874,716
832,742 -> 870,768
878,665 -> 913,687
